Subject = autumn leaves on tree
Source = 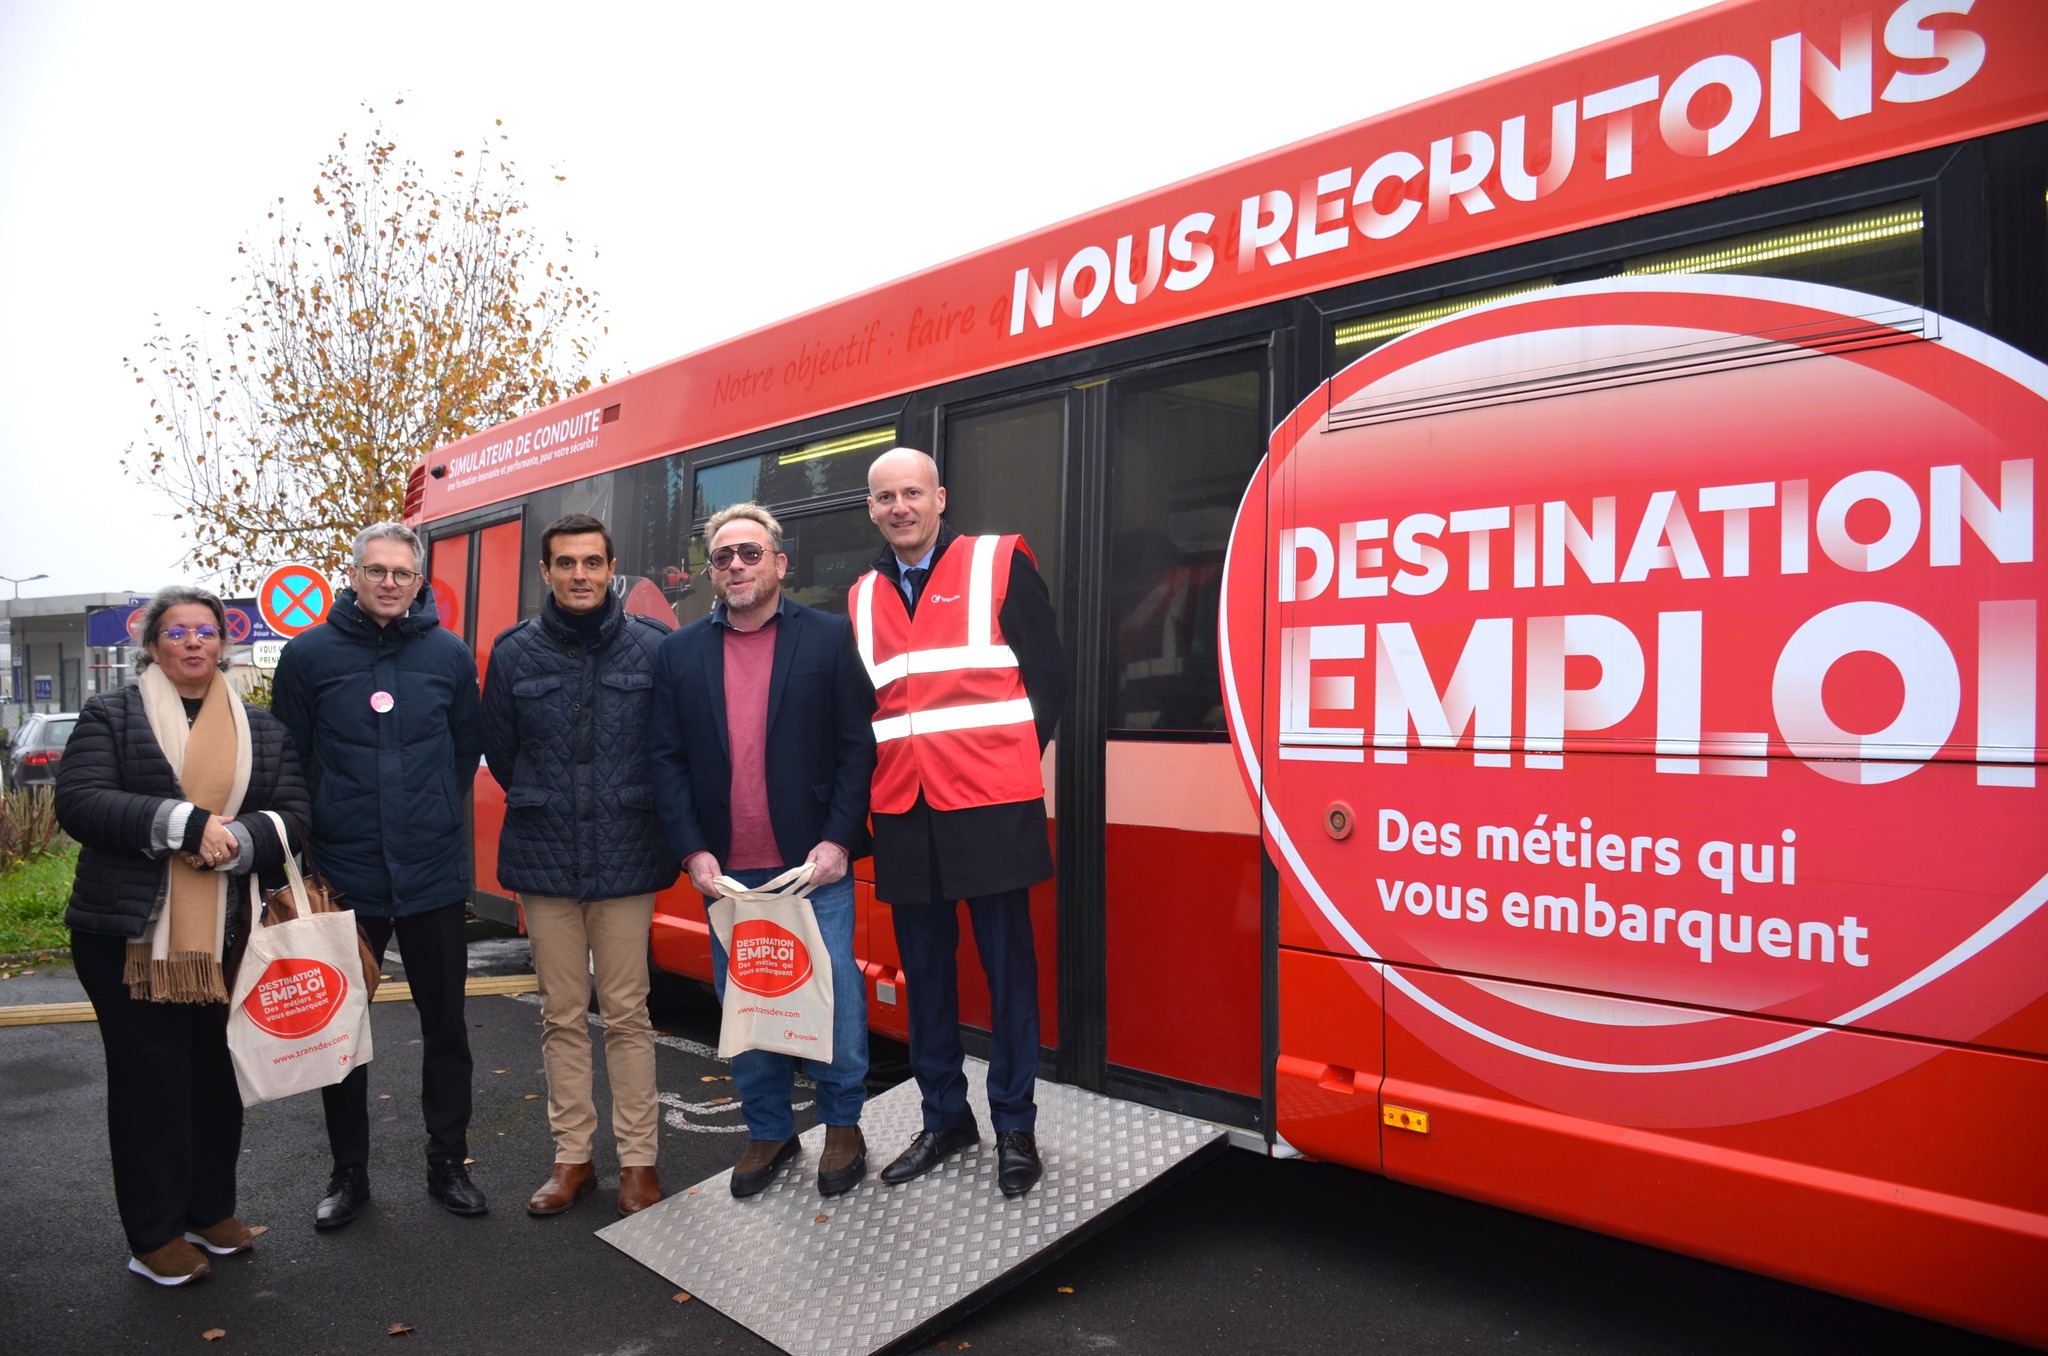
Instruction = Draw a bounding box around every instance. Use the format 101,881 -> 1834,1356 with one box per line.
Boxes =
124,110 -> 607,584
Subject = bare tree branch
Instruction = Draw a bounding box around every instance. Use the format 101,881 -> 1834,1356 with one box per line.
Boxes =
122,111 -> 607,586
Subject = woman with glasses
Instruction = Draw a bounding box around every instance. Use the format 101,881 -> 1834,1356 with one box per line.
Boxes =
55,585 -> 310,1286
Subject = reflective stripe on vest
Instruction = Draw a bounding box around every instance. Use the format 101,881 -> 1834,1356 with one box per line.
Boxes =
871,696 -> 1040,744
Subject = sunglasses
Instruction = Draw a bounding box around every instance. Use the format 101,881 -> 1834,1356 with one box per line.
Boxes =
160,625 -> 221,643
709,543 -> 771,570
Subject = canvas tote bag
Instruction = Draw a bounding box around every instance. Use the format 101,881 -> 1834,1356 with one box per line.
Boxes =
707,863 -> 835,1064
255,817 -> 380,1000
225,812 -> 376,1105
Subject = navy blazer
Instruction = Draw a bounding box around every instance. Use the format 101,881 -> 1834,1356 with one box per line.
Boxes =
648,597 -> 876,869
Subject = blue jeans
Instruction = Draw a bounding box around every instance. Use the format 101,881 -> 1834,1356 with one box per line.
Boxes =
705,869 -> 868,1141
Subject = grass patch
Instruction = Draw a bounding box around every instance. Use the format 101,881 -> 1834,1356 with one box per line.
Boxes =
0,841 -> 78,954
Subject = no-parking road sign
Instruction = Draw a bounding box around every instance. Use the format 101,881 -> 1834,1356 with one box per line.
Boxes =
257,563 -> 334,639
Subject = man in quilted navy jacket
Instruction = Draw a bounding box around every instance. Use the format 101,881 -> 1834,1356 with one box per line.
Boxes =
271,522 -> 487,1229
480,514 -> 678,1218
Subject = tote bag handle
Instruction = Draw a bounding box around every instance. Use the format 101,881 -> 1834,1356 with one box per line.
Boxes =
254,808 -> 314,921
709,860 -> 817,903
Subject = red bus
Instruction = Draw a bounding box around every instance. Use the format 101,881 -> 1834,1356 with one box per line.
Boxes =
409,1 -> 2047,1342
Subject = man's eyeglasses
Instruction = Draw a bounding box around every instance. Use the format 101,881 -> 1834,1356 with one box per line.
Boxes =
708,543 -> 771,570
160,625 -> 221,643
358,566 -> 420,586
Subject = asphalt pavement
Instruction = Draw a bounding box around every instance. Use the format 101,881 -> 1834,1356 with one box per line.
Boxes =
0,926 -> 2030,1355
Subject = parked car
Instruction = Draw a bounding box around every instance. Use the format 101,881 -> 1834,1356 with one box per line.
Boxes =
4,713 -> 78,792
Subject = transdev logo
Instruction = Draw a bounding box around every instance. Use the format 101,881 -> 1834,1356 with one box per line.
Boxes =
731,920 -> 814,999
243,958 -> 348,1040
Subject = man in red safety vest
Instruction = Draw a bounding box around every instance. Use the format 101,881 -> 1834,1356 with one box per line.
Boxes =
850,447 -> 1066,1196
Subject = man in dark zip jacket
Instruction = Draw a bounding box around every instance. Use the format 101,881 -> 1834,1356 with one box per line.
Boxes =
270,521 -> 487,1228
480,514 -> 679,1218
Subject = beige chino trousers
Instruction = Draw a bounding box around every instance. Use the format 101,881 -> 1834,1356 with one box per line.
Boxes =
523,893 -> 660,1166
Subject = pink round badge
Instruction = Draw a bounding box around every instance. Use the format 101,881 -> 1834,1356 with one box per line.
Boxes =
369,690 -> 395,714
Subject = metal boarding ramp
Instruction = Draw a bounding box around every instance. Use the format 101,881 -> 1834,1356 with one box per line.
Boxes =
599,1058 -> 1230,1356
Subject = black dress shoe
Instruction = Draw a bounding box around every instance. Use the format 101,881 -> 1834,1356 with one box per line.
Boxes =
879,1121 -> 981,1185
996,1130 -> 1042,1197
315,1166 -> 370,1231
426,1161 -> 488,1216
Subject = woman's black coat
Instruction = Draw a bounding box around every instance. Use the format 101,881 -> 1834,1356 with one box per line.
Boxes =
56,684 -> 312,941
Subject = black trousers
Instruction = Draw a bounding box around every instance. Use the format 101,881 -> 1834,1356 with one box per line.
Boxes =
891,887 -> 1040,1135
321,902 -> 473,1171
74,929 -> 242,1255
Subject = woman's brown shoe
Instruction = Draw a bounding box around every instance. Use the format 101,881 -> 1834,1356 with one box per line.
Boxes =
618,1165 -> 663,1216
128,1239 -> 211,1286
184,1217 -> 256,1256
526,1161 -> 597,1216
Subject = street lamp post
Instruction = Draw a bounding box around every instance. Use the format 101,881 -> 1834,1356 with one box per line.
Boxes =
0,572 -> 47,601
1,572 -> 48,713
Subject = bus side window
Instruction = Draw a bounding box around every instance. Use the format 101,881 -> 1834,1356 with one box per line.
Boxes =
1107,358 -> 1264,734
946,396 -> 1067,614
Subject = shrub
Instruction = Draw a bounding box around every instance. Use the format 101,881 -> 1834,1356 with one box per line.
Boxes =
0,841 -> 75,953
0,787 -> 65,872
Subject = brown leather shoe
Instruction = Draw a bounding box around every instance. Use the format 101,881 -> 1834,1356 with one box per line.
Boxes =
526,1161 -> 597,1216
618,1165 -> 663,1216
818,1125 -> 867,1196
730,1137 -> 800,1198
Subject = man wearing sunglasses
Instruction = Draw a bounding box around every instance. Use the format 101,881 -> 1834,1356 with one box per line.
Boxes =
648,503 -> 876,1198
271,521 -> 487,1229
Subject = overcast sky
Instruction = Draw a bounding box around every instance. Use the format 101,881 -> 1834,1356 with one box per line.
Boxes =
0,0 -> 1716,601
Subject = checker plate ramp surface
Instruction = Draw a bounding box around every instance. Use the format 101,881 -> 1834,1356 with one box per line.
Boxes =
600,1058 -> 1228,1356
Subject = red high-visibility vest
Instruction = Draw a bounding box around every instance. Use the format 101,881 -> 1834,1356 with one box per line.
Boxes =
848,534 -> 1045,814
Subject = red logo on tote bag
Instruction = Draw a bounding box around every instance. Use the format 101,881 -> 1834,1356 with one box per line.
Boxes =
731,920 -> 814,998
243,958 -> 348,1040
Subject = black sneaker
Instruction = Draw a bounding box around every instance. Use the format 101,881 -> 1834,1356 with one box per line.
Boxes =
426,1160 -> 488,1216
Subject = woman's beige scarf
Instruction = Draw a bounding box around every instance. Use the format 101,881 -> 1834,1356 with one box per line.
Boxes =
124,665 -> 252,1003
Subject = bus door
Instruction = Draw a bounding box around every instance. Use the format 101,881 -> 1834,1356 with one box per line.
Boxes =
914,393 -> 1068,1064
427,515 -> 524,923
943,346 -> 1271,1130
